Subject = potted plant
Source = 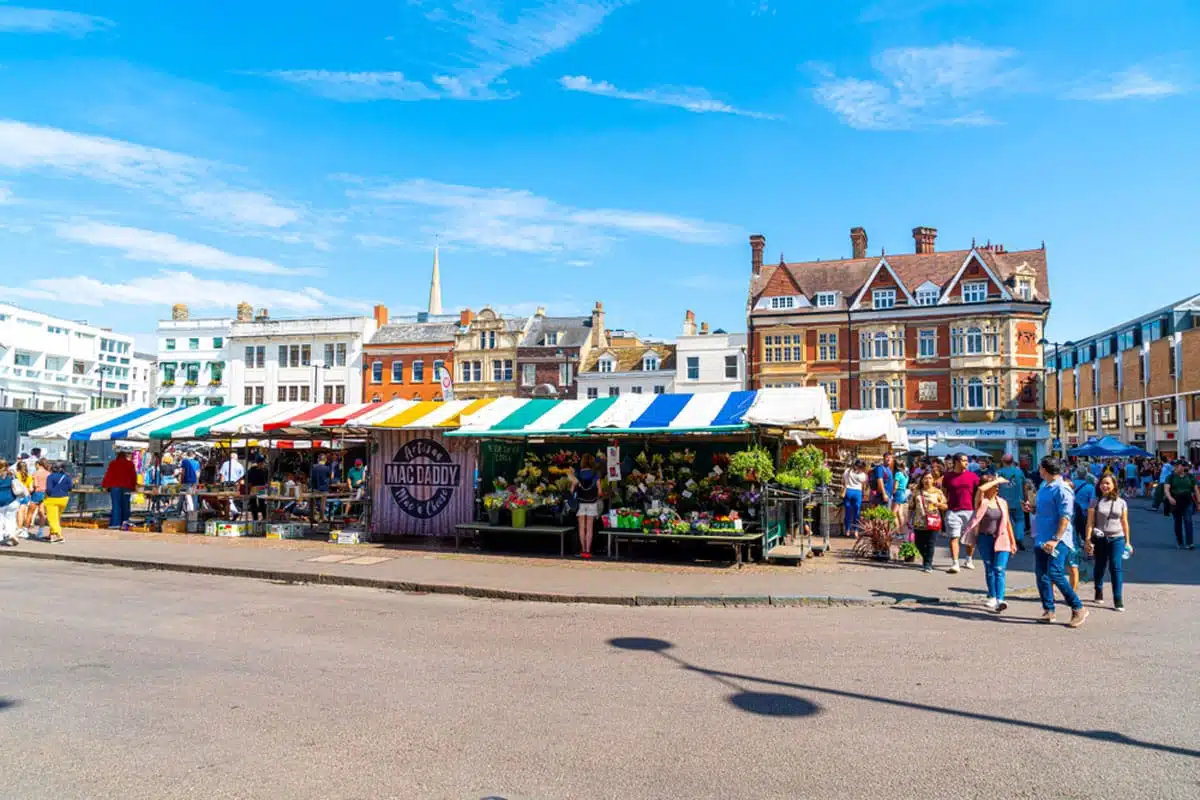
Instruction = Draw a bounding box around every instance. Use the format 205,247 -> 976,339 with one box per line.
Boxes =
852,506 -> 899,560
507,492 -> 533,528
898,542 -> 919,563
483,492 -> 506,525
729,447 -> 775,485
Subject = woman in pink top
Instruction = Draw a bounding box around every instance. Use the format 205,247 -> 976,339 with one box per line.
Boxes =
963,477 -> 1018,612
32,459 -> 50,538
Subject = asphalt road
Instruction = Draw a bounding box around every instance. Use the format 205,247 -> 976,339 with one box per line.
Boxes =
2,552 -> 1198,799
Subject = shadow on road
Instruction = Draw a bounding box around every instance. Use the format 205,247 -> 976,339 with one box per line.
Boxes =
608,637 -> 1199,759
0,697 -> 19,711
890,604 -> 1042,625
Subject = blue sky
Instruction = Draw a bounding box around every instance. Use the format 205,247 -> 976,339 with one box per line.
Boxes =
0,0 -> 1196,352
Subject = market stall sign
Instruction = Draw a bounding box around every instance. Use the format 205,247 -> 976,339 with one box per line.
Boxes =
384,438 -> 462,519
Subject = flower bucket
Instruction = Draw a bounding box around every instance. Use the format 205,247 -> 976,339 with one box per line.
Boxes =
511,507 -> 527,529
487,507 -> 501,525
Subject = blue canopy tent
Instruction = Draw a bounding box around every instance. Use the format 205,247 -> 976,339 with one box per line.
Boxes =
1069,435 -> 1150,458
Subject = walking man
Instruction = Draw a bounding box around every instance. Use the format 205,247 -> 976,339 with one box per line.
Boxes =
942,453 -> 981,573
1031,456 -> 1087,627
997,454 -> 1027,549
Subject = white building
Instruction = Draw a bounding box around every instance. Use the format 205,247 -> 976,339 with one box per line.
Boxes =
155,304 -> 233,408
0,303 -> 138,411
577,331 -> 676,399
673,311 -> 747,393
228,308 -> 377,406
131,353 -> 157,407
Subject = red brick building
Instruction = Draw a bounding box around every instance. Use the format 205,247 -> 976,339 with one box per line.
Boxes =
747,226 -> 1052,458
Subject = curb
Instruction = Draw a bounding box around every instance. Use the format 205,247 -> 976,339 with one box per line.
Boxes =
0,549 -> 1031,609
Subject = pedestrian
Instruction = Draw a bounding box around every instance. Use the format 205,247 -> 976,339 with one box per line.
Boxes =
869,453 -> 895,508
1030,456 -> 1087,627
892,461 -> 910,532
1163,460 -> 1199,549
963,477 -> 1019,612
101,451 -> 137,530
178,450 -> 201,513
908,471 -> 947,572
842,459 -> 868,537
24,447 -> 42,475
218,452 -> 245,484
930,459 -> 946,488
14,460 -> 35,537
997,454 -> 1027,549
942,453 -> 982,573
0,461 -> 22,546
569,453 -> 602,559
309,454 -> 333,523
1155,459 -> 1175,517
244,454 -> 270,522
29,458 -> 50,539
1085,473 -> 1131,612
1070,466 -> 1097,592
347,458 -> 367,499
43,461 -> 72,543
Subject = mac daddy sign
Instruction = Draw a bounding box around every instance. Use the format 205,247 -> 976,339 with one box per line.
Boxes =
383,437 -> 463,519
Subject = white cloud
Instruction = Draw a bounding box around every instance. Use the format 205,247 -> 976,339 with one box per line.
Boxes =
354,178 -> 737,254
0,271 -> 367,313
559,75 -> 780,119
1070,67 -> 1183,101
355,234 -> 409,248
0,184 -> 13,204
251,70 -> 438,101
181,191 -> 301,228
0,5 -> 114,36
812,44 -> 1021,130
56,221 -> 316,276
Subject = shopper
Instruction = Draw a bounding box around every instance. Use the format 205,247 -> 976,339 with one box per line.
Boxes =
1070,467 -> 1097,591
942,453 -> 982,573
244,454 -> 270,521
908,471 -> 947,572
869,453 -> 895,508
963,477 -> 1018,612
1031,456 -> 1087,627
1163,460 -> 1199,549
842,460 -> 868,538
14,460 -> 35,537
996,455 -> 1027,549
218,452 -> 245,484
0,461 -> 21,546
310,454 -> 333,522
31,458 -> 50,539
1085,473 -> 1131,611
43,462 -> 72,543
101,451 -> 137,530
891,462 -> 910,532
179,451 -> 201,513
570,454 -> 602,559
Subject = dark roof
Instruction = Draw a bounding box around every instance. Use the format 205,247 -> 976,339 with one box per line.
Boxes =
750,245 -> 1050,312
520,315 -> 591,348
369,322 -> 459,345
582,343 -> 676,373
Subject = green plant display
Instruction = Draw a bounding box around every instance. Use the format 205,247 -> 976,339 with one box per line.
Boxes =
898,542 -> 919,561
729,447 -> 775,484
860,505 -> 897,525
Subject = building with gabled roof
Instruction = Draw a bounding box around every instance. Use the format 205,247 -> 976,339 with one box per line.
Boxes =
515,306 -> 596,399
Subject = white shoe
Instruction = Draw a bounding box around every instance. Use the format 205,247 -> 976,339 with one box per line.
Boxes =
963,559 -> 975,570
16,528 -> 28,539
984,597 -> 998,610
947,564 -> 960,574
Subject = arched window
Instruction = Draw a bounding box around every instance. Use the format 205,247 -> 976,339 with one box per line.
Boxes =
873,331 -> 889,359
965,327 -> 983,355
874,381 -> 891,409
967,377 -> 984,408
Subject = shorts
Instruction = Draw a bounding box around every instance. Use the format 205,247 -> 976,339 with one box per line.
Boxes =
944,509 -> 973,539
30,492 -> 45,504
1126,477 -> 1138,489
577,502 -> 600,518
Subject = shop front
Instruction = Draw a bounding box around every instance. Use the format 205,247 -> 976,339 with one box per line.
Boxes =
904,420 -> 1050,463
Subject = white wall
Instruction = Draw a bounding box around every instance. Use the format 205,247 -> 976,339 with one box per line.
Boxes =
577,370 -> 676,399
155,318 -> 234,407
228,316 -> 376,405
674,332 -> 747,393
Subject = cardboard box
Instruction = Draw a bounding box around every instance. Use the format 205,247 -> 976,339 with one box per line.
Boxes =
205,520 -> 251,537
266,523 -> 306,540
160,519 -> 188,534
330,529 -> 368,545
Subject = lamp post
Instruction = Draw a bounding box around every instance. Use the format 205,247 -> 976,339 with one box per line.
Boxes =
96,364 -> 108,410
312,361 -> 331,403
1038,337 -> 1073,457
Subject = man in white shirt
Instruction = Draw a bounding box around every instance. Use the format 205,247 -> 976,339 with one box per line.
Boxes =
218,453 -> 245,484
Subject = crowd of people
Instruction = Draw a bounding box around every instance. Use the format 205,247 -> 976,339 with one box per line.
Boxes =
0,448 -> 74,546
841,449 -> 1200,628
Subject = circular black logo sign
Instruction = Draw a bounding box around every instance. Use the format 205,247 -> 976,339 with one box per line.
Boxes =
383,438 -> 462,520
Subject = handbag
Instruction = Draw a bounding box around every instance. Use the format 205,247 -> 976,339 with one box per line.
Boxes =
919,494 -> 942,531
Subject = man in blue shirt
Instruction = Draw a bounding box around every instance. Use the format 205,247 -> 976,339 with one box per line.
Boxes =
869,454 -> 895,507
997,454 -> 1028,548
179,451 -> 201,513
1032,457 -> 1087,627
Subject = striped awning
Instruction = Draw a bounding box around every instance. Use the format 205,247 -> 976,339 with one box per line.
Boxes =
27,406 -> 137,440
358,398 -> 499,430
64,407 -> 186,441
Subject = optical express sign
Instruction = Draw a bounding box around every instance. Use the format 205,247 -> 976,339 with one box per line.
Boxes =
907,424 -> 1049,440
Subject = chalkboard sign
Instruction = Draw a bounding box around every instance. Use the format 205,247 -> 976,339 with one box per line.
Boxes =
480,440 -> 525,492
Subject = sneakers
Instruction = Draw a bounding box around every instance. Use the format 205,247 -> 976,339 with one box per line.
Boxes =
16,528 -> 28,539
921,566 -> 934,573
1095,588 -> 1104,604
1068,608 -> 1089,628
963,559 -> 976,570
49,534 -> 64,544
1040,609 -> 1056,623
996,601 -> 1008,613
984,597 -> 998,611
1114,600 -> 1125,612
947,563 -> 960,574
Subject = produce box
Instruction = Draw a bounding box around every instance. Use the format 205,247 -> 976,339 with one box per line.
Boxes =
160,518 -> 188,534
330,528 -> 368,545
266,523 -> 306,540
205,520 -> 252,537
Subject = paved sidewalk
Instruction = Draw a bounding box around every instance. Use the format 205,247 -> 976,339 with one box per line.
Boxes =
0,526 -> 1043,607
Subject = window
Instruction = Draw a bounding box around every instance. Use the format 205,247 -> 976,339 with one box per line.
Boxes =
521,363 -> 537,387
769,296 -> 796,310
872,289 -> 896,310
392,361 -> 404,383
919,381 -> 938,401
412,361 -> 424,383
861,379 -> 904,410
162,363 -> 177,384
182,397 -> 200,408
1016,279 -> 1033,301
918,329 -> 937,358
213,337 -> 224,349
598,358 -> 614,374
277,386 -> 288,402
371,361 -> 383,383
254,346 -> 265,368
962,281 -> 988,304
1139,352 -> 1146,384
545,332 -> 559,346
1169,344 -> 1177,378
725,355 -> 739,380
278,345 -> 287,366
493,360 -> 513,381
952,375 -> 1000,410
300,385 -> 311,402
462,361 -> 472,382
916,287 -> 939,306
1123,402 -> 1145,428
764,333 -> 801,363
818,332 -> 838,361
559,363 -> 573,386
245,346 -> 255,367
159,398 -> 177,408
188,338 -> 200,350
819,380 -> 839,411
472,361 -> 482,382
336,343 -> 347,367
950,325 -> 999,356
323,385 -> 345,404
815,292 -> 837,308
480,331 -> 496,349
966,327 -> 984,355
632,385 -> 643,394
300,345 -> 311,366
1112,360 -> 1120,391
967,378 -> 985,408
209,362 -> 223,384
859,330 -> 903,360
873,331 -> 889,359
687,356 -> 700,381
1100,405 -> 1119,429
608,387 -> 620,397
73,360 -> 87,376
587,387 -> 598,399
1141,319 -> 1164,343
432,360 -> 443,382
643,355 -> 660,372
653,385 -> 665,395
165,339 -> 176,351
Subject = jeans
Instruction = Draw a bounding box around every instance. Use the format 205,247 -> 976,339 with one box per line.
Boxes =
914,528 -> 937,568
1092,536 -> 1126,604
843,489 -> 863,535
1035,542 -> 1083,612
1171,500 -> 1195,547
975,534 -> 1011,601
109,488 -> 131,529
1010,513 -> 1026,548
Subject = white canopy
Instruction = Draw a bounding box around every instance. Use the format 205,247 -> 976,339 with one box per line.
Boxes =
741,388 -> 835,432
834,410 -> 909,448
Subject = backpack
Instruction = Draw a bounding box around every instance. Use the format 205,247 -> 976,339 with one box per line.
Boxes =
575,472 -> 599,504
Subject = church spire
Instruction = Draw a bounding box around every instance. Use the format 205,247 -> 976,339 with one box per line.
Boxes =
428,242 -> 443,315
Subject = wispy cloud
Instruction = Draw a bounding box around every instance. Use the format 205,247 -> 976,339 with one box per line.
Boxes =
0,184 -> 13,204
1069,67 -> 1184,101
56,221 -> 317,276
250,70 -> 438,101
812,44 -> 1020,130
181,191 -> 301,229
0,5 -> 114,36
351,177 -> 738,254
0,271 -> 366,313
559,75 -> 780,119
355,234 -> 410,248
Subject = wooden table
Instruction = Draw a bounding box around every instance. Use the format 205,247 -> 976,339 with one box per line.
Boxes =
454,522 -> 575,556
604,529 -> 763,566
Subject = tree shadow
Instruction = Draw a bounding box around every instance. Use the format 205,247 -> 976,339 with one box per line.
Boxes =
607,638 -> 1198,759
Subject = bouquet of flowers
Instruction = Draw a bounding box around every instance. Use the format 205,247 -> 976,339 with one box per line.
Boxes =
548,450 -> 577,468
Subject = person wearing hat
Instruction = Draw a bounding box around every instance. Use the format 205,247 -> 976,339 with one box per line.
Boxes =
347,458 -> 367,500
962,475 -> 1019,612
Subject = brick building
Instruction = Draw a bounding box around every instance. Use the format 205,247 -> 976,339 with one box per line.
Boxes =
362,305 -> 459,402
746,226 -> 1052,459
1045,293 -> 1200,462
515,306 -> 596,399
452,307 -> 532,400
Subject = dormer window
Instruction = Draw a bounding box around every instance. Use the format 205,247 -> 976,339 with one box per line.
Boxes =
545,332 -> 559,346
598,357 -> 615,374
916,287 -> 939,306
962,281 -> 988,304
872,289 -> 896,310
815,292 -> 837,308
643,355 -> 660,372
1016,279 -> 1033,301
769,296 -> 796,310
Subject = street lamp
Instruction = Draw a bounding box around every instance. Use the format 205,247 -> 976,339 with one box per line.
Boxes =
1038,337 -> 1073,457
96,364 -> 108,410
312,361 -> 331,403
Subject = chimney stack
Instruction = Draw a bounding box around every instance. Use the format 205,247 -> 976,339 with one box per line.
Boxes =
535,306 -> 546,317
590,301 -> 605,348
171,303 -> 189,321
749,234 -> 765,276
850,227 -> 868,259
459,308 -> 474,327
682,310 -> 697,337
373,304 -> 389,328
700,321 -> 710,335
912,226 -> 938,254
236,302 -> 254,322
255,308 -> 270,321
